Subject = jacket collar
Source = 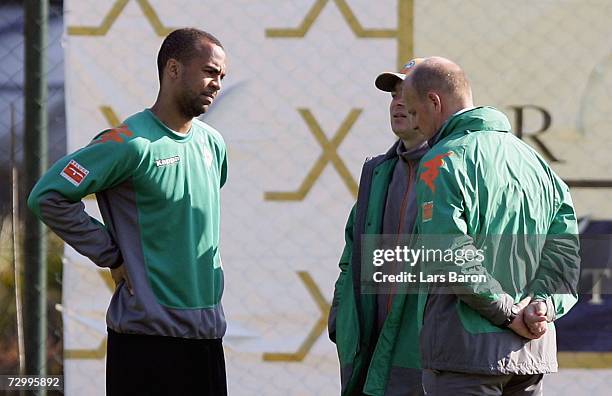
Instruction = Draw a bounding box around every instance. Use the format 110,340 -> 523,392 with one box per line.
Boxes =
436,106 -> 512,142
381,138 -> 431,163
397,139 -> 430,162
382,139 -> 402,161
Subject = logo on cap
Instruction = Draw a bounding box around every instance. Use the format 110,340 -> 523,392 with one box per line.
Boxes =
403,60 -> 416,69
399,58 -> 424,75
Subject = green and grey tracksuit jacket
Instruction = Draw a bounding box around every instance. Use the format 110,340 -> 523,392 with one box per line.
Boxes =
28,109 -> 227,339
414,106 -> 580,374
329,140 -> 426,396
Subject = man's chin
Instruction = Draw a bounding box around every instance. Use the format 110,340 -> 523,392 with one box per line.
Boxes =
190,105 -> 209,118
391,129 -> 410,140
391,122 -> 409,135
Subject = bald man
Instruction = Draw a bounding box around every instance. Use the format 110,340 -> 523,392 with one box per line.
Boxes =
329,59 -> 432,396
401,57 -> 580,395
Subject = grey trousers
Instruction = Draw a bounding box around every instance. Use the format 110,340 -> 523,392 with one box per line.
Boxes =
422,369 -> 543,396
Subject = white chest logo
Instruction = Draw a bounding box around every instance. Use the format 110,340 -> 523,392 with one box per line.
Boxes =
155,156 -> 180,167
203,147 -> 213,169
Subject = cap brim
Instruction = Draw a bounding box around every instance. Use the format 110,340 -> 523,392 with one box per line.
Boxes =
375,72 -> 404,92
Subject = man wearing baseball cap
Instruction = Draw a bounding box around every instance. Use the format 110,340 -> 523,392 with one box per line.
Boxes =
329,59 -> 430,396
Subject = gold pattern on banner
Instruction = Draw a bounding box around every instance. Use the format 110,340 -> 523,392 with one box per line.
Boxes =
558,352 -> 612,369
100,105 -> 122,127
264,108 -> 361,201
266,0 -> 413,70
64,338 -> 108,360
67,0 -> 175,36
263,271 -> 330,362
63,270 -> 114,360
99,270 -> 116,292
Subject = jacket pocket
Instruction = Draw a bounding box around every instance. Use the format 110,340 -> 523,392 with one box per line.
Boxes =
336,281 -> 360,365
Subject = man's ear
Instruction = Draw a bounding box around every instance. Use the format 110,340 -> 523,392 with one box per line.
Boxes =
427,92 -> 442,112
165,58 -> 181,80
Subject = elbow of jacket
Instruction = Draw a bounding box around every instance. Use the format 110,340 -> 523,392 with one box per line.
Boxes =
26,189 -> 41,216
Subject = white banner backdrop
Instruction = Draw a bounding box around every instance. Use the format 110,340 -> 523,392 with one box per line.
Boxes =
61,1 -> 612,395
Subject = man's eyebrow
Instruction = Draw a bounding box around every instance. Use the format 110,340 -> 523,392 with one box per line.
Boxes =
203,63 -> 226,79
204,64 -> 222,73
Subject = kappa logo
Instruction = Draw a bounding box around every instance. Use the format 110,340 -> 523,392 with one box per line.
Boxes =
155,156 -> 180,167
420,152 -> 452,193
60,160 -> 89,186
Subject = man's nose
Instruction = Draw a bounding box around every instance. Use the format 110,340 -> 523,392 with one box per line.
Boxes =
210,76 -> 222,90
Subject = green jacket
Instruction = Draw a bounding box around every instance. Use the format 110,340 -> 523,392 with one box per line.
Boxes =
414,107 -> 580,374
329,143 -> 422,396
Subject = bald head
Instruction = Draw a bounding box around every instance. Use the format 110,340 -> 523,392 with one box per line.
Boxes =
408,56 -> 473,108
400,57 -> 474,140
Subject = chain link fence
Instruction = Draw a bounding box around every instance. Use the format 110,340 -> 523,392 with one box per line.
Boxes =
0,0 -> 66,393
1,1 -> 611,395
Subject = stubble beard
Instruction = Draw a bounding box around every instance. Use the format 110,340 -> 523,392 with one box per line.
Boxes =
178,88 -> 207,119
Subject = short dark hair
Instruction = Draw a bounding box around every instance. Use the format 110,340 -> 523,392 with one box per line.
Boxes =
157,28 -> 223,82
409,58 -> 471,100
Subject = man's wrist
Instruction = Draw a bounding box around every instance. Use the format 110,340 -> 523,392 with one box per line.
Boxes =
499,304 -> 519,328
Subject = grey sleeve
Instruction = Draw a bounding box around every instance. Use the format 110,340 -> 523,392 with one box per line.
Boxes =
455,291 -> 514,326
39,191 -> 122,268
425,241 -> 515,326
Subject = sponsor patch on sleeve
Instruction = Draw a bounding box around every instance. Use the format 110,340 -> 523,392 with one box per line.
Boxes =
60,160 -> 89,186
422,201 -> 434,222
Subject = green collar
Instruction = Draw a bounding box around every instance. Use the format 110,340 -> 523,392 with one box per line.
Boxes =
437,106 -> 512,141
